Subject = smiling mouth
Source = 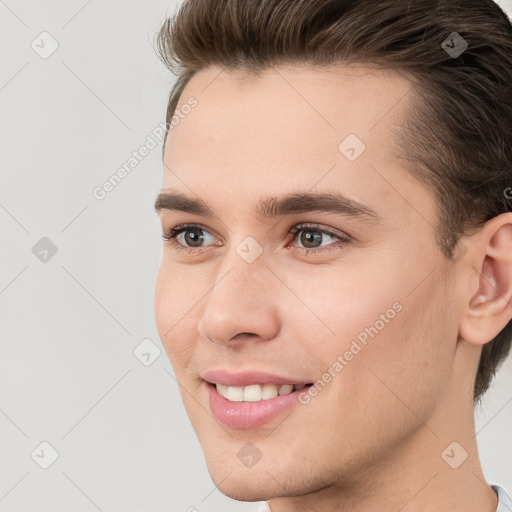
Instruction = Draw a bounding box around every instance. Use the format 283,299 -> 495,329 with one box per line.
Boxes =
205,381 -> 314,402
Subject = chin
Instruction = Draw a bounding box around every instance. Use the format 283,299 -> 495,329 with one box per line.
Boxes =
202,448 -> 325,503
205,464 -> 281,502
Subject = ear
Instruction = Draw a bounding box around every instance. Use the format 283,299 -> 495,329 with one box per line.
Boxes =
459,212 -> 512,346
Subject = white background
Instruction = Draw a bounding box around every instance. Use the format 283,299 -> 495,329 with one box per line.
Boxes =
1,1 -> 511,510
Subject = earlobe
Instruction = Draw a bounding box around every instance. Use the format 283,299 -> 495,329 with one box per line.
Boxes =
459,213 -> 512,346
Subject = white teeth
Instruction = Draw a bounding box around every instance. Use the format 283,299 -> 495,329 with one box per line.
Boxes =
226,385 -> 244,402
278,384 -> 293,395
261,383 -> 279,400
294,383 -> 306,391
216,383 -> 228,398
215,383 -> 300,402
243,384 -> 262,402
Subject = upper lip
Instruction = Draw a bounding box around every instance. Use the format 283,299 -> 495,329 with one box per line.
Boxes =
202,370 -> 311,387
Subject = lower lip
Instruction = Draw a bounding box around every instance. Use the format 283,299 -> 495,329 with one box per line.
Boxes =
205,382 -> 306,429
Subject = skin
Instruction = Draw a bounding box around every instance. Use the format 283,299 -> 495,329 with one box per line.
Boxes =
154,64 -> 512,511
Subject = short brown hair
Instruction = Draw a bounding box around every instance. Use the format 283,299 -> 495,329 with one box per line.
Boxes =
156,0 -> 512,404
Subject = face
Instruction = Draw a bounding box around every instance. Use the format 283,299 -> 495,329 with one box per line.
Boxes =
154,64 -> 460,502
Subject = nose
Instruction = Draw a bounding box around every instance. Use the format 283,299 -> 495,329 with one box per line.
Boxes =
197,258 -> 281,348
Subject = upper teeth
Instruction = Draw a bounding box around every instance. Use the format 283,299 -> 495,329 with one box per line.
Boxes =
216,383 -> 306,402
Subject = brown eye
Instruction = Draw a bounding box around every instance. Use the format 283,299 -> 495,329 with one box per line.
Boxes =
181,227 -> 206,247
288,224 -> 351,255
299,229 -> 324,249
162,224 -> 218,253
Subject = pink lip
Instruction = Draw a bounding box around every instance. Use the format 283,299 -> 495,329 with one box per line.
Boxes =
205,381 -> 306,429
201,369 -> 310,387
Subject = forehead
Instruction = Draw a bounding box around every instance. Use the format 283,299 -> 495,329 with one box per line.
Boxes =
166,64 -> 412,160
171,62 -> 410,121
162,64 -> 419,215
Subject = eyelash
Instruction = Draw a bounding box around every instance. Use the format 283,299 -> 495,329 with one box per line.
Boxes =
161,223 -> 351,256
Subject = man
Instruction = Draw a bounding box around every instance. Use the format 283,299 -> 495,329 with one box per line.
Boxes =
153,0 -> 512,510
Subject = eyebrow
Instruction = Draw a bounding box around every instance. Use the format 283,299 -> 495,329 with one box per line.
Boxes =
154,190 -> 381,223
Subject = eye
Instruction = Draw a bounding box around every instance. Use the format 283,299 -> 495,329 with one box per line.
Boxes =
287,223 -> 351,254
162,224 -> 219,253
161,223 -> 351,255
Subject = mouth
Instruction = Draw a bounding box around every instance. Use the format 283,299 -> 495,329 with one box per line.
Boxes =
201,372 -> 314,429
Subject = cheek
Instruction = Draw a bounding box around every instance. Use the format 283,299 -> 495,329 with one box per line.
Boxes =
279,260 -> 405,357
154,264 -> 196,369
349,269 -> 455,418
154,267 -> 172,344
286,257 -> 454,404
